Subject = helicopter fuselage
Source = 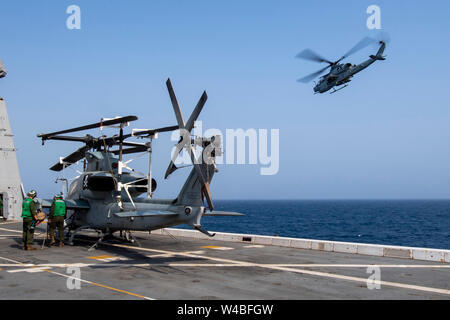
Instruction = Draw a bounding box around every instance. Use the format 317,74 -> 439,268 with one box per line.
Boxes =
314,55 -> 381,93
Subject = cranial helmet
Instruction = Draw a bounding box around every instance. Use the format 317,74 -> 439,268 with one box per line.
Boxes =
28,190 -> 37,197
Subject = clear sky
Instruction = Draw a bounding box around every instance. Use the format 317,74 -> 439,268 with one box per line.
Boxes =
1,0 -> 450,199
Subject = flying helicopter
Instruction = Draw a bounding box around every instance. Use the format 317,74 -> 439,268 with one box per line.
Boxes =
0,60 -> 6,78
36,79 -> 242,249
296,37 -> 387,94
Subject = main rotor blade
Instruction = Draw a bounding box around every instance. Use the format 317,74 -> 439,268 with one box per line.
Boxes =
341,37 -> 376,60
44,135 -> 92,143
295,49 -> 333,64
132,125 -> 179,137
186,91 -> 208,132
297,65 -> 330,83
111,146 -> 148,155
50,146 -> 90,171
166,78 -> 186,129
38,115 -> 138,140
122,141 -> 147,148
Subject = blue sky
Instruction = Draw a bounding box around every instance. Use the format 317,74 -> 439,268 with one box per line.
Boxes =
1,0 -> 450,199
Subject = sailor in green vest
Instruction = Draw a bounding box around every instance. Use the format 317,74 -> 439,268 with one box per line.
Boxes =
22,190 -> 38,250
48,194 -> 66,247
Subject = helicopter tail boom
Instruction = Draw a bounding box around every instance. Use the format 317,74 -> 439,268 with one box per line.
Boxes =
175,157 -> 216,208
370,41 -> 386,60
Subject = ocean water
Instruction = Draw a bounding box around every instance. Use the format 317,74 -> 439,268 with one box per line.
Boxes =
176,200 -> 450,250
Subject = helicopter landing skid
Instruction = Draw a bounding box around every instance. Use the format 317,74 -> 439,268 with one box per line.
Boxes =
88,231 -> 105,252
117,230 -> 141,247
67,225 -> 90,246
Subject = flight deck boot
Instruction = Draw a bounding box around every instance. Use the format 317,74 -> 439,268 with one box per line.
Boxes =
27,245 -> 37,251
59,241 -> 64,248
49,235 -> 55,246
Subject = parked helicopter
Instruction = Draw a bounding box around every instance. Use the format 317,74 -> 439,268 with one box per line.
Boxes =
37,79 -> 242,248
296,37 -> 387,94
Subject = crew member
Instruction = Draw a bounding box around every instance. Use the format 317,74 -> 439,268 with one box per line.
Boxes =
22,190 -> 38,250
49,194 -> 66,248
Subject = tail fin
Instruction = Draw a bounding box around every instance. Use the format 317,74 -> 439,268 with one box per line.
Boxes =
370,41 -> 386,60
175,161 -> 216,207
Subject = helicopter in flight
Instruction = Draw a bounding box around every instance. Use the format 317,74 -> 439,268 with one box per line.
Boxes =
37,79 -> 242,249
296,37 -> 387,94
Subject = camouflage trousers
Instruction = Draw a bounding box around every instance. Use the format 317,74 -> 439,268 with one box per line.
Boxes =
49,216 -> 65,242
22,218 -> 34,245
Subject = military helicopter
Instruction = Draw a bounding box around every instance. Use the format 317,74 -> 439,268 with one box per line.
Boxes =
296,37 -> 387,94
0,60 -> 6,78
37,79 -> 242,249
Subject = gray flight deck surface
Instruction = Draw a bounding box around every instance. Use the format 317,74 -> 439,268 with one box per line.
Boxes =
0,221 -> 449,300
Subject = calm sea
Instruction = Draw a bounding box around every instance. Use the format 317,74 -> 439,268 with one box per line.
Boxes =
176,200 -> 450,250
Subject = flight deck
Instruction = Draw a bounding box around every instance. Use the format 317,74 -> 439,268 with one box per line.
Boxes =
0,220 -> 449,300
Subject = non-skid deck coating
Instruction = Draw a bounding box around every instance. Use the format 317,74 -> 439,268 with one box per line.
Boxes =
0,221 -> 449,300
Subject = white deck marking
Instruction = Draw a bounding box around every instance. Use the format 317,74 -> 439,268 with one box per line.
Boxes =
98,242 -> 450,296
8,267 -> 52,273
0,221 -> 21,225
1,229 -> 449,297
243,245 -> 265,248
202,245 -> 234,250
1,263 -> 450,269
0,227 -> 22,233
0,255 -> 155,300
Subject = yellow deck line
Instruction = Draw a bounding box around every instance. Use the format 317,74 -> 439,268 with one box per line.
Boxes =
0,255 -> 154,300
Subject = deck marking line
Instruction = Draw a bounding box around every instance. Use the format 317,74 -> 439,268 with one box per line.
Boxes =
98,242 -> 450,296
0,255 -> 155,300
268,265 -> 450,296
202,246 -> 234,250
1,263 -> 450,269
8,267 -> 51,273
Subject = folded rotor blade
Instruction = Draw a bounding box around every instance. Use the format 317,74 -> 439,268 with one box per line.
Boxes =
122,141 -> 147,148
164,129 -> 189,179
50,145 -> 90,171
295,49 -> 333,64
297,65 -> 330,83
132,125 -> 179,137
45,135 -> 92,143
202,182 -> 214,212
38,115 -> 138,140
111,146 -> 148,155
166,79 -> 186,129
185,91 -> 207,132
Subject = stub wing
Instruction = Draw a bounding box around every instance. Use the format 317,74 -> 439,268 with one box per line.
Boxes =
114,210 -> 179,218
39,199 -> 90,210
